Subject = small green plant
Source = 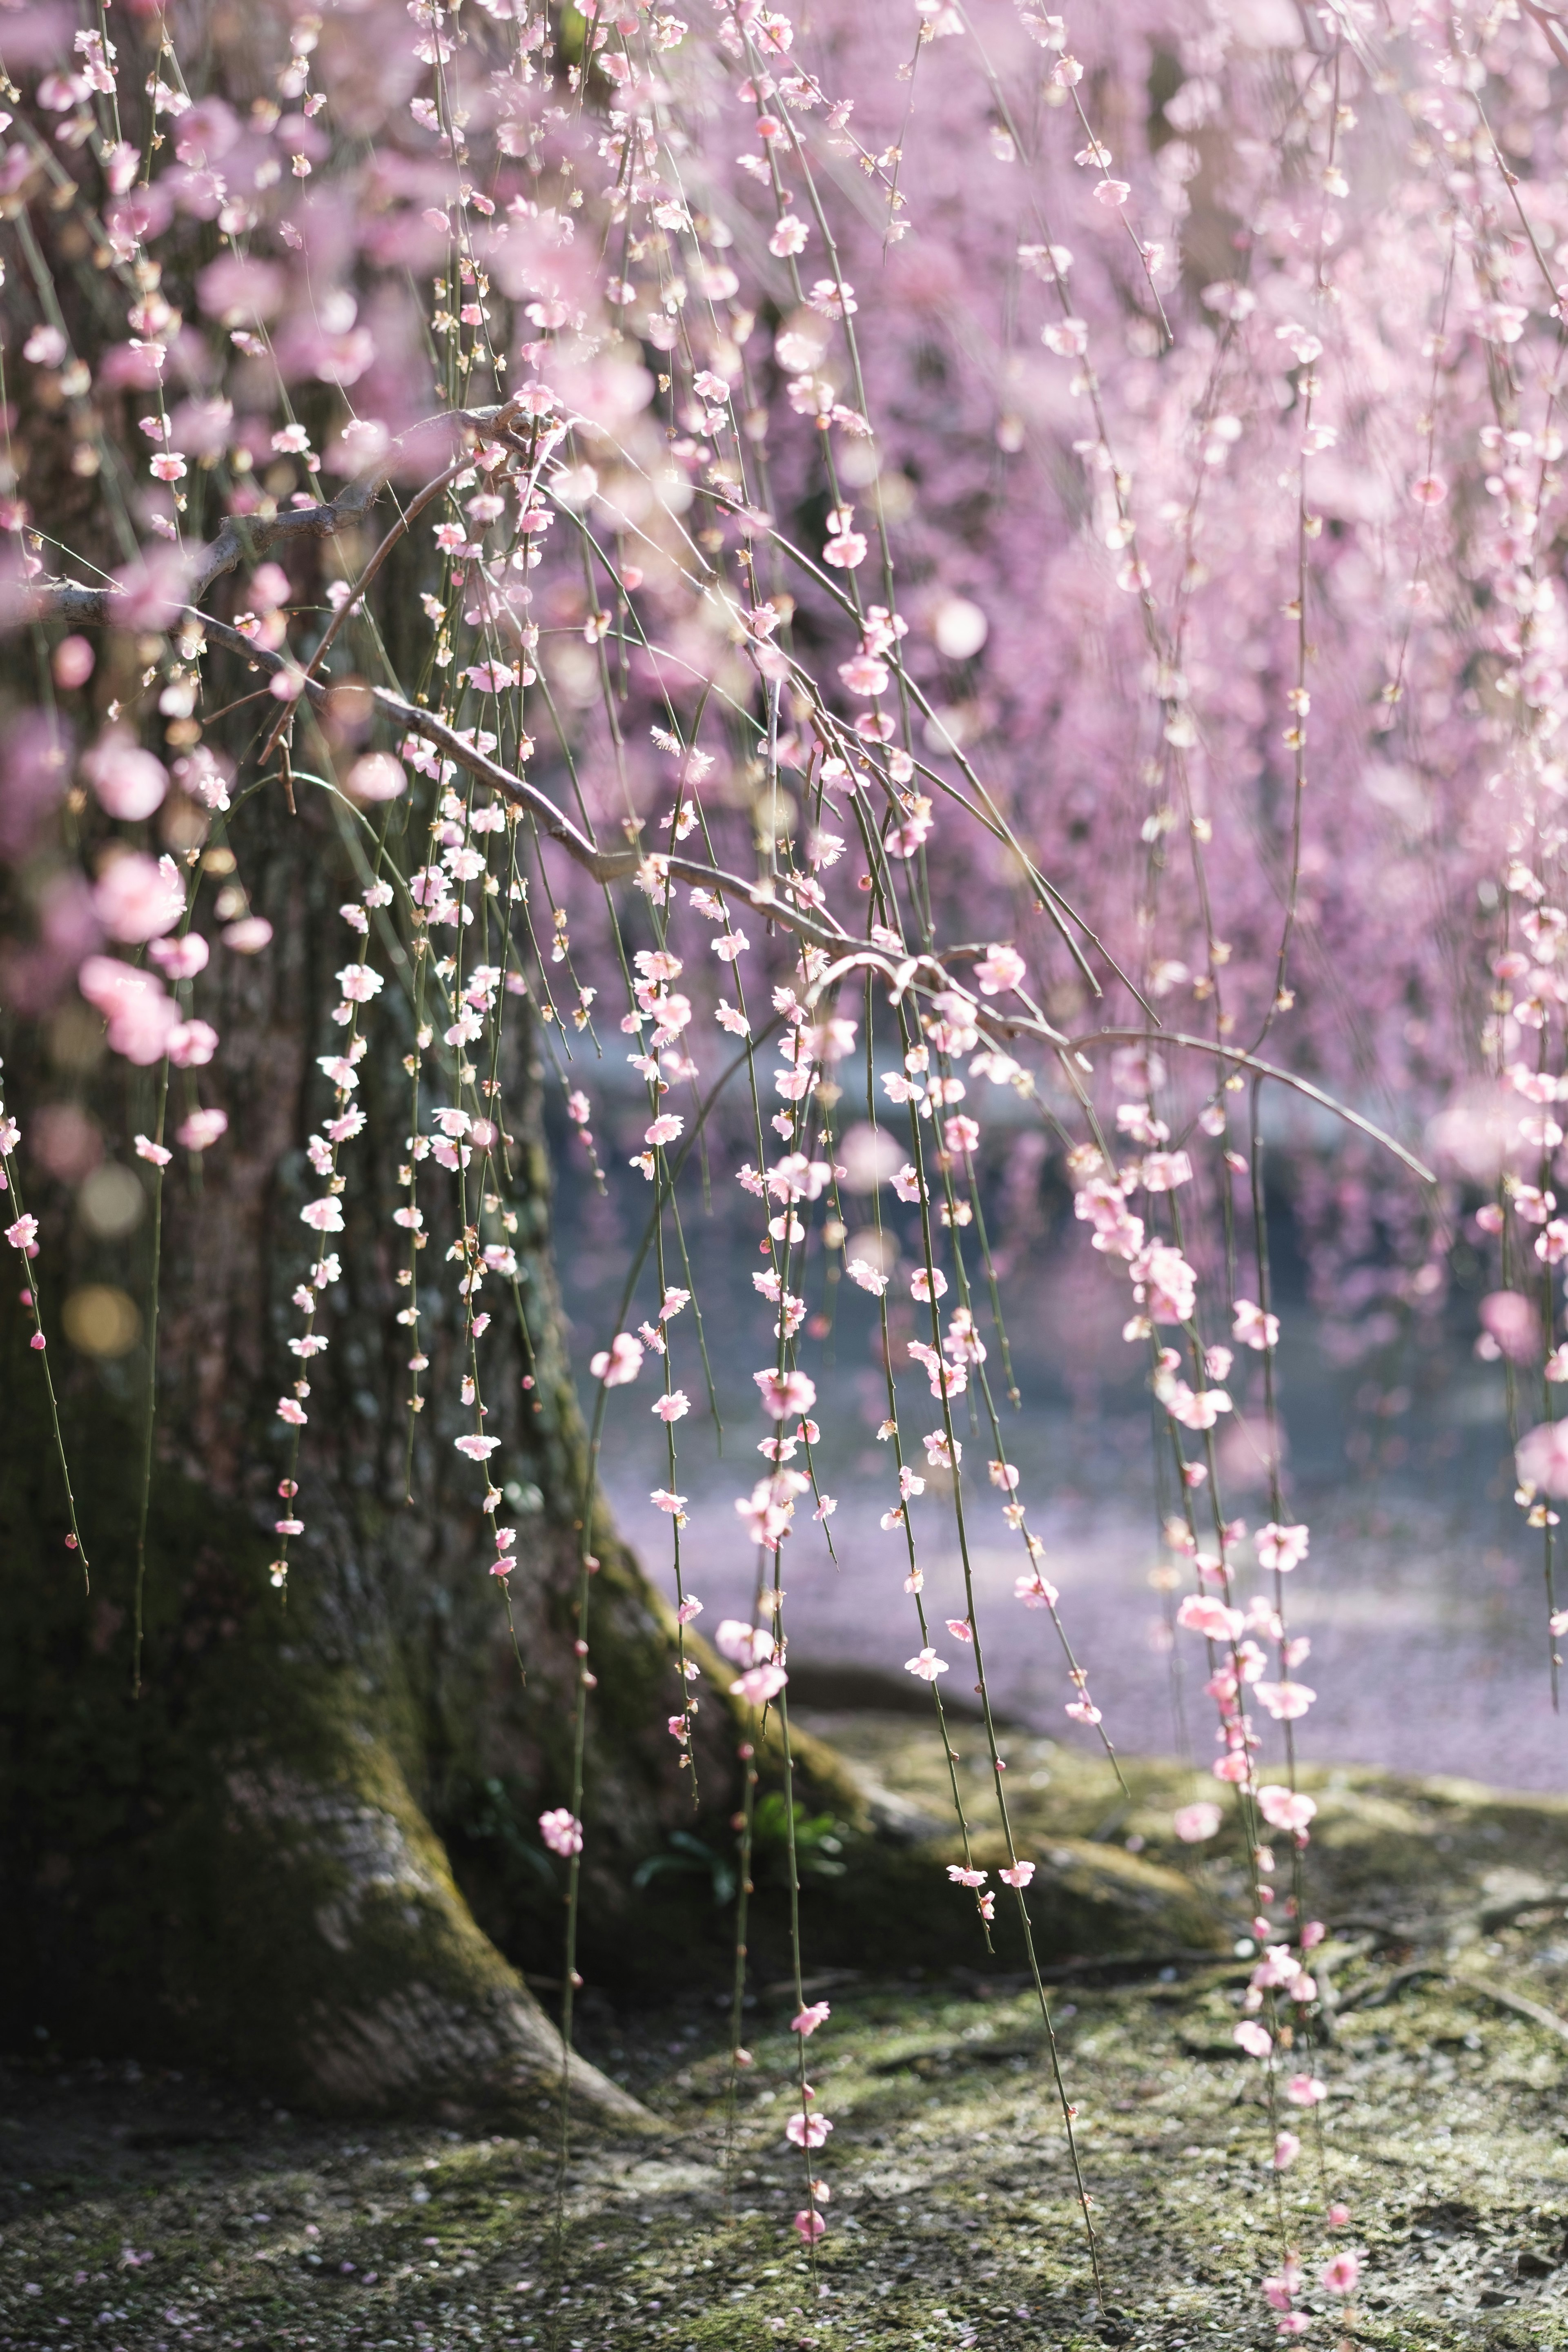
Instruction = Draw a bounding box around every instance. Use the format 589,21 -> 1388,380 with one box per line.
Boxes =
751,1795 -> 848,1879
464,1776 -> 559,1888
633,1830 -> 737,1907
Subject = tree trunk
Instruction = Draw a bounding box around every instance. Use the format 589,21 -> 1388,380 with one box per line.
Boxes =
1,746 -> 796,2125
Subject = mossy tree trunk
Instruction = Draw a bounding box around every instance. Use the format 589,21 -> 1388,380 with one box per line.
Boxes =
0,734 -> 823,2123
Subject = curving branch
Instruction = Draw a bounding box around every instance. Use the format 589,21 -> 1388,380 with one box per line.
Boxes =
22,399 -> 521,623
20,566 -> 1434,1188
1046,1024 -> 1437,1184
704,489 -> 1154,1014
370,690 -> 865,958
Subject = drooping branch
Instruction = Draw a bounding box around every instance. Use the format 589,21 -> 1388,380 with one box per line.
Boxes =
1049,1025 -> 1438,1185
22,399 -> 522,621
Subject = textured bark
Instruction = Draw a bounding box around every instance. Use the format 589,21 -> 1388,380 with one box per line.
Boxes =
0,731 -> 785,2122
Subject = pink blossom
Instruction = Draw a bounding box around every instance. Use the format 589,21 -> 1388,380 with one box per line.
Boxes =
1263,2261 -> 1302,2312
1319,2250 -> 1359,2294
108,550 -> 194,634
1232,1298 -> 1279,1350
167,1020 -> 218,1069
1256,1522 -> 1310,1572
335,963 -> 384,1004
1256,1680 -> 1316,1721
590,1331 -> 644,1385
1042,316 -> 1089,358
53,637 -> 95,690
175,1107 -> 227,1152
716,1620 -> 773,1666
650,1488 -> 687,1517
839,653 -> 889,697
1285,2073 -> 1327,2107
785,2110 -> 832,2149
731,1661 -> 788,1705
454,1434 -> 501,1460
1164,1381 -> 1232,1430
998,1860 -> 1035,1888
904,1647 -> 949,1680
1234,2020 -> 1272,2058
823,518 -> 867,569
792,2209 -> 826,2244
769,214 -> 809,257
1479,1289 -> 1539,1361
149,933 -> 209,980
134,1135 -> 172,1168
174,96 -> 239,165
82,732 -> 168,820
5,1214 -> 40,1252
1517,1420 -> 1568,1496
1174,1802 -> 1222,1842
1132,1240 -> 1196,1324
539,1808 -> 583,1857
652,1390 -> 690,1422
90,856 -> 184,945
78,957 -> 178,1065
223,918 -> 274,954
338,753 -> 405,808
791,2001 -> 831,2036
300,1197 -> 345,1234
197,252 -> 286,323
276,1398 -> 308,1426
644,1113 -> 684,1147
907,1339 -> 965,1398
973,942 -> 1026,996
1271,2130 -> 1300,2170
1142,1150 -> 1192,1193
754,1366 -> 817,1419
1176,1595 -> 1243,1642
1256,1786 -> 1317,1834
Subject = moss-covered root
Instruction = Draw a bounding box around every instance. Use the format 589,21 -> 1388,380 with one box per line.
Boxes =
218,1724 -> 653,2129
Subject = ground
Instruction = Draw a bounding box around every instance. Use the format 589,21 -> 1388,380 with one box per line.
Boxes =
5,1712 -> 1568,2352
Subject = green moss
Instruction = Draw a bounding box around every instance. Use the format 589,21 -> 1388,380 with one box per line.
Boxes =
9,1879 -> 1568,2349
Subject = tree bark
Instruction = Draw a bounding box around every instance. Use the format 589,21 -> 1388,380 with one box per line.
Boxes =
0,745 -> 786,2124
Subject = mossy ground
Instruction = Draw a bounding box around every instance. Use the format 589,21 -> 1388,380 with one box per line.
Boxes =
6,1716 -> 1568,2352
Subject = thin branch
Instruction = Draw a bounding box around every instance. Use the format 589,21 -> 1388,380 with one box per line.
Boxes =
1062,1026 -> 1437,1184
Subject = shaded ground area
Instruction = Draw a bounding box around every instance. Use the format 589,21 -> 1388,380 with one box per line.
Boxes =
6,1718 -> 1568,2352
